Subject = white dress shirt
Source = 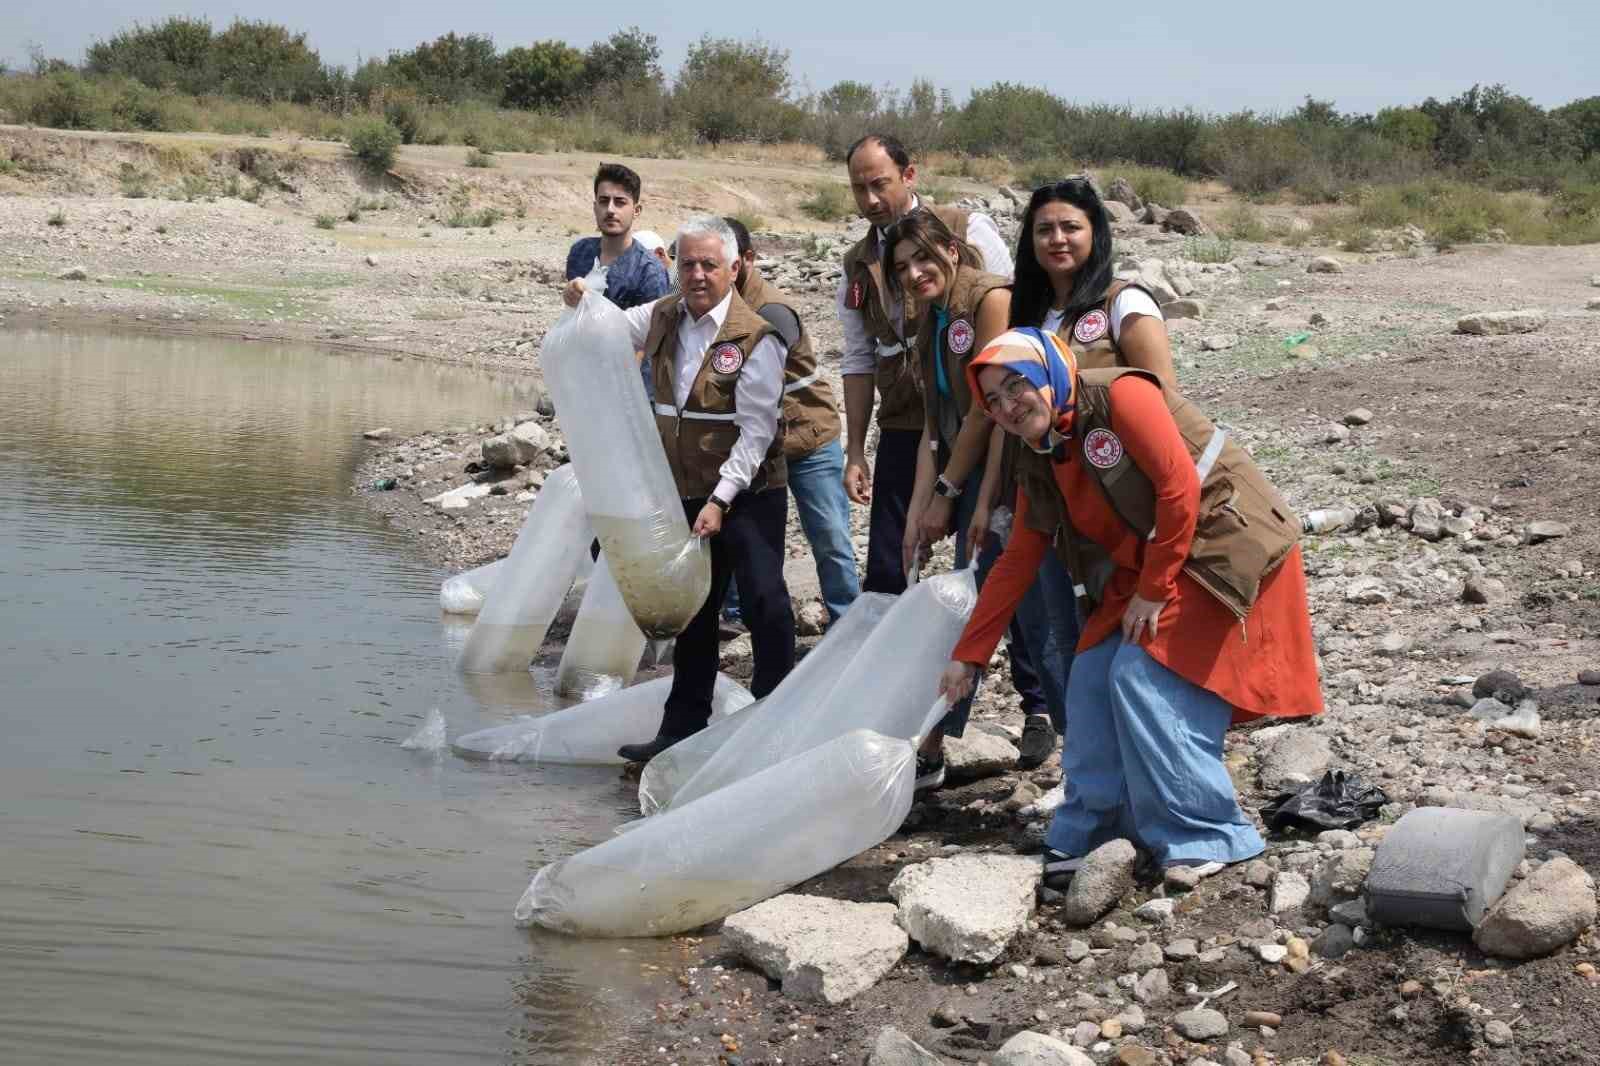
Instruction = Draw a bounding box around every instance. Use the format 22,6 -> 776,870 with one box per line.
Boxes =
623,290 -> 786,502
837,196 -> 1014,378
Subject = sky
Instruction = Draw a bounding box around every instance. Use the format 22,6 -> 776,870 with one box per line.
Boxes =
5,0 -> 1598,115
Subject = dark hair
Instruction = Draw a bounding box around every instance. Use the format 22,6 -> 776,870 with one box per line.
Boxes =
845,132 -> 911,170
593,162 -> 642,202
880,207 -> 980,296
722,215 -> 753,259
1009,177 -> 1114,330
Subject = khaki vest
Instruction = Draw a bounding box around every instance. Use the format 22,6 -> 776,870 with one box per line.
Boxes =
646,292 -> 787,499
840,204 -> 973,432
1014,367 -> 1300,622
738,270 -> 841,458
917,266 -> 1010,450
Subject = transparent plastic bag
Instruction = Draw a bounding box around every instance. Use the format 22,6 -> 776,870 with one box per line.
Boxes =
663,569 -> 977,813
439,559 -> 503,615
515,728 -> 915,937
450,674 -> 753,766
637,592 -> 898,815
541,292 -> 711,638
555,554 -> 647,700
458,465 -> 591,674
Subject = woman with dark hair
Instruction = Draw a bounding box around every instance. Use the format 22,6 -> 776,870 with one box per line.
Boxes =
880,207 -> 1011,789
938,329 -> 1321,883
989,177 -> 1181,769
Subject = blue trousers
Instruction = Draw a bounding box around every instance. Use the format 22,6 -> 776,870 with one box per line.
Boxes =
1012,547 -> 1078,736
1046,635 -> 1264,867
727,438 -> 860,624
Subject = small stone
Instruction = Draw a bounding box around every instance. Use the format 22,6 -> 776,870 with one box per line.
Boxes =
1313,923 -> 1356,959
1474,856 -> 1597,959
1064,938 -> 1091,962
1061,839 -> 1139,926
1484,1020 -> 1514,1047
1307,256 -> 1343,274
1399,979 -> 1423,998
795,600 -> 828,637
1133,898 -> 1176,924
1345,576 -> 1391,605
1134,966 -> 1170,1005
364,254 -> 379,267
1286,936 -> 1310,960
869,1026 -> 946,1066
1257,943 -> 1288,963
1526,520 -> 1570,543
1100,1018 -> 1123,1040
1163,298 -> 1206,320
1115,1047 -> 1160,1066
1165,938 -> 1199,961
993,1031 -> 1095,1066
1073,1020 -> 1101,1046
1128,942 -> 1164,972
1270,870 -> 1310,914
1200,333 -> 1238,351
943,731 -> 1020,782
58,265 -> 89,281
1342,408 -> 1374,426
889,853 -> 1040,964
1462,575 -> 1508,605
1164,865 -> 1203,892
1457,309 -> 1547,335
1328,899 -> 1368,927
1244,860 -> 1274,888
1578,670 -> 1600,686
1173,1008 -> 1229,1041
362,427 -> 393,440
1243,1011 -> 1282,1028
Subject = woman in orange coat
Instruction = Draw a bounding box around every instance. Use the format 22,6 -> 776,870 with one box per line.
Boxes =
938,329 -> 1322,883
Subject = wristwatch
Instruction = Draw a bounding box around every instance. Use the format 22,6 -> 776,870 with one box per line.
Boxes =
709,492 -> 733,514
933,475 -> 963,500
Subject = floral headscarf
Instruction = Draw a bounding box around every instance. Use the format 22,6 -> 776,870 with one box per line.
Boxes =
965,327 -> 1079,451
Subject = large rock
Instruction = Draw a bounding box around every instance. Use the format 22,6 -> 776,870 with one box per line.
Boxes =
944,730 -> 1019,782
481,420 -> 550,469
1457,310 -> 1547,335
1115,257 -> 1179,304
1060,838 -> 1139,926
994,1031 -> 1096,1066
889,853 -> 1039,963
1307,256 -> 1343,274
868,1027 -> 946,1066
1104,200 -> 1137,224
1365,808 -> 1524,931
1162,208 -> 1207,235
722,894 -> 908,1004
1474,857 -> 1597,959
1256,728 -> 1332,789
1107,177 -> 1144,213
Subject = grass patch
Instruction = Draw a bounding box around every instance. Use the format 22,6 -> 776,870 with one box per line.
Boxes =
1014,157 -> 1076,191
465,147 -> 497,168
1097,163 -> 1190,207
1217,203 -> 1271,241
118,162 -> 151,198
1183,235 -> 1235,263
798,183 -> 852,222
731,210 -> 766,233
46,208 -> 67,227
1328,179 -> 1600,246
346,118 -> 401,174
314,214 -> 338,230
918,178 -> 955,205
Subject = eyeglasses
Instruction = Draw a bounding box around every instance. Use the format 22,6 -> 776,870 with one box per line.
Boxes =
986,373 -> 1035,410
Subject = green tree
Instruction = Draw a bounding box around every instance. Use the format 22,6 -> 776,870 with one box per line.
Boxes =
207,20 -> 327,103
501,41 -> 586,109
582,27 -> 662,89
85,17 -> 214,95
1373,107 -> 1437,152
954,82 -> 1068,158
385,32 -> 502,103
1554,96 -> 1600,159
674,35 -> 793,143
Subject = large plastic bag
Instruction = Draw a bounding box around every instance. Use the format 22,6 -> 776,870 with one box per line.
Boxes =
458,465 -> 591,674
515,729 -> 914,937
637,592 -> 898,815
541,292 -> 710,638
450,674 -> 753,765
439,559 -> 503,615
663,569 -> 977,813
555,554 -> 647,700
1260,769 -> 1390,833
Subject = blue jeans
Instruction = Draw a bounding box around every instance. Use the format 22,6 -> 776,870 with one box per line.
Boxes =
1013,548 -> 1078,736
1046,635 -> 1265,867
726,438 -> 860,624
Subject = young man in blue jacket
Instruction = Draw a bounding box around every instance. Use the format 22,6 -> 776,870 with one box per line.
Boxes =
564,163 -> 672,313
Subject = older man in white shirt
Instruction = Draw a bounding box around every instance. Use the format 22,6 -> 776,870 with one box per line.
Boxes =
564,215 -> 794,761
836,133 -> 1013,597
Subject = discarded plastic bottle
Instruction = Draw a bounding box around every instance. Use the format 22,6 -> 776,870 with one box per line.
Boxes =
540,293 -> 710,638
515,728 -> 915,937
555,554 -> 647,700
458,465 -> 590,674
451,674 -> 753,765
1301,506 -> 1358,534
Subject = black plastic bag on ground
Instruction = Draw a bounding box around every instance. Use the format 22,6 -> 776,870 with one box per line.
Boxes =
1260,769 -> 1389,833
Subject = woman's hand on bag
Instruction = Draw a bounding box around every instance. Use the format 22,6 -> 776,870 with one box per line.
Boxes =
1120,594 -> 1168,644
938,661 -> 977,701
901,520 -> 926,576
967,502 -> 992,554
918,494 -> 953,548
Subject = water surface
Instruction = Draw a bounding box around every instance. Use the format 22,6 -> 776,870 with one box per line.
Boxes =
0,330 -> 660,1065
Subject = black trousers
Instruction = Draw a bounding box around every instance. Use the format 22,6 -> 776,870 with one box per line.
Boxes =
660,487 -> 796,738
862,427 -> 923,595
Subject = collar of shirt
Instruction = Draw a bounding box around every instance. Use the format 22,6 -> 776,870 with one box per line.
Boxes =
869,194 -> 923,254
673,288 -> 735,406
679,287 -> 733,333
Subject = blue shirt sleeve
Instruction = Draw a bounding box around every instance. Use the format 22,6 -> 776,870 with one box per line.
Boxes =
639,254 -> 671,303
565,238 -> 595,282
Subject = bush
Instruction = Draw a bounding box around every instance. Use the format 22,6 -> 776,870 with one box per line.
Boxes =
1183,235 -> 1235,263
346,118 -> 401,173
799,183 -> 852,221
1014,157 -> 1077,191
47,208 -> 67,226
314,213 -> 337,229
119,162 -> 151,198
1098,164 -> 1189,207
731,210 -> 766,233
465,147 -> 496,168
1217,203 -> 1270,241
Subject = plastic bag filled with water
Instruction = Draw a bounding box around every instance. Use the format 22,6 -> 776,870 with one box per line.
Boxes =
439,559 -> 503,615
450,674 -> 753,766
458,465 -> 590,674
554,554 -> 647,700
540,293 -> 710,639
515,729 -> 914,937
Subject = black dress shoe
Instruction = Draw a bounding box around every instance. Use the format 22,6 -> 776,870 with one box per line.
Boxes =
1016,714 -> 1058,770
617,733 -> 686,763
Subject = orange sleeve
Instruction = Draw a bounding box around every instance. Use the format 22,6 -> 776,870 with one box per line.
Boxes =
950,491 -> 1049,666
1107,376 -> 1198,603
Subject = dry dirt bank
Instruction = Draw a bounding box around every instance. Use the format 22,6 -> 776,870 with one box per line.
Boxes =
6,125 -> 1600,1066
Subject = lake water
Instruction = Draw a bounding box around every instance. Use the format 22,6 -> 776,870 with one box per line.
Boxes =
0,330 -> 664,1065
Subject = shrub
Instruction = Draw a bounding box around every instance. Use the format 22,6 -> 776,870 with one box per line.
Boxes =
1217,203 -> 1270,241
799,183 -> 852,221
731,210 -> 766,233
1098,164 -> 1190,207
345,202 -> 362,222
346,118 -> 401,173
119,162 -> 151,198
47,208 -> 67,226
314,213 -> 337,229
1014,157 -> 1077,191
1183,235 -> 1235,263
465,147 -> 496,168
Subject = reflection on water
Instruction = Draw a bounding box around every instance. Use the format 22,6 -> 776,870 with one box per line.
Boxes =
0,331 -> 664,1065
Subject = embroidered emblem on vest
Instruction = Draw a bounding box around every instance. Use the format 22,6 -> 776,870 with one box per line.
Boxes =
1083,427 -> 1124,469
947,317 -> 974,355
1073,309 -> 1110,344
710,342 -> 744,374
846,279 -> 865,310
